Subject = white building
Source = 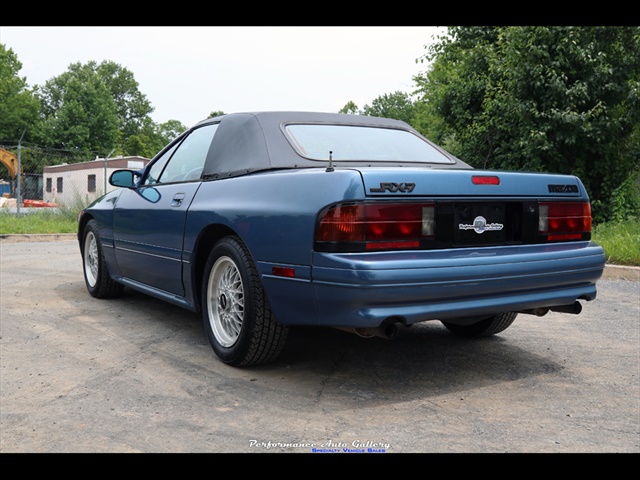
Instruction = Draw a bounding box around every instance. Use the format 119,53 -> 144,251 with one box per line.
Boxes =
43,156 -> 149,207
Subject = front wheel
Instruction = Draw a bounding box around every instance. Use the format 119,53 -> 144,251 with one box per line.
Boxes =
202,236 -> 288,366
82,219 -> 124,298
441,312 -> 517,338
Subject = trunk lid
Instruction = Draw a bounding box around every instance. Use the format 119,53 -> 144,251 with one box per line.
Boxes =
359,167 -> 585,199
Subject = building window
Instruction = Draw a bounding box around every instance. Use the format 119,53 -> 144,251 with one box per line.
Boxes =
88,174 -> 96,193
46,178 -> 52,193
57,177 -> 63,193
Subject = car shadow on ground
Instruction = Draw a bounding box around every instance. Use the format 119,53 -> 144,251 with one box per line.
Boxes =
93,288 -> 563,406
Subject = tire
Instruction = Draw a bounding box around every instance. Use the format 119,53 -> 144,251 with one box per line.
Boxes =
82,220 -> 124,298
202,236 -> 288,366
441,312 -> 517,338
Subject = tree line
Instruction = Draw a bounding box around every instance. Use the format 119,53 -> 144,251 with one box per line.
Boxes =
342,27 -> 639,223
0,50 -> 188,167
2,26 -> 639,223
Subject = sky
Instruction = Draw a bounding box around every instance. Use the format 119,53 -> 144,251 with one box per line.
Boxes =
0,26 -> 446,128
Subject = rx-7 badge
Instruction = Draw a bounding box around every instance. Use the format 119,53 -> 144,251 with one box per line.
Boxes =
370,182 -> 416,193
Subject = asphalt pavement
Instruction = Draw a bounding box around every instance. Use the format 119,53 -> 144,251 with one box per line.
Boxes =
1,237 -> 638,453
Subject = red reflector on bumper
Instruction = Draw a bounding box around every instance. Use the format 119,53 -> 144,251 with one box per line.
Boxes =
547,234 -> 583,242
366,241 -> 420,250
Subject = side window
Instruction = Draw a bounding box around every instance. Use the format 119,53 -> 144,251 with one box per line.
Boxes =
143,123 -> 219,186
144,143 -> 179,186
159,124 -> 218,184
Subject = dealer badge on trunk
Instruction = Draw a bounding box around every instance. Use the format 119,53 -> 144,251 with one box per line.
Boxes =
459,216 -> 504,234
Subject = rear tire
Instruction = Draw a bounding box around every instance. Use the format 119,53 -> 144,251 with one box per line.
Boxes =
202,236 -> 288,366
441,312 -> 517,337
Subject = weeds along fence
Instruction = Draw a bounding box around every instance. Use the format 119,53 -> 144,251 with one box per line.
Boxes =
0,144 -> 149,212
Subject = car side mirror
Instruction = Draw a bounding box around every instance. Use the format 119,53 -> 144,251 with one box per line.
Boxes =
109,169 -> 136,188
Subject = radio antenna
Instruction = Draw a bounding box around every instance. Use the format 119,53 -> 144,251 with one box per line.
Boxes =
326,151 -> 334,172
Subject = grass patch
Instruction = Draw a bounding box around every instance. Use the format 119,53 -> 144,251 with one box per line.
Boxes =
0,207 -> 79,234
592,217 -> 640,266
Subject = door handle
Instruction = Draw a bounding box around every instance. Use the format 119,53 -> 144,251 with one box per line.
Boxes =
171,193 -> 185,207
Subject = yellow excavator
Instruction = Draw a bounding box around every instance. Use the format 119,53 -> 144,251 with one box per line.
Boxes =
0,148 -> 20,180
0,148 -> 20,200
0,148 -> 50,207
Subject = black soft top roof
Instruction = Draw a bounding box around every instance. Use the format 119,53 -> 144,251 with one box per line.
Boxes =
192,111 -> 469,179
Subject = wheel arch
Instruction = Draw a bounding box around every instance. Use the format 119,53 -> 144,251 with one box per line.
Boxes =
191,223 -> 243,312
77,212 -> 95,253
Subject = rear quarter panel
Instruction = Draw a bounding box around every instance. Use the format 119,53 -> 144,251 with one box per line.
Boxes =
184,168 -> 364,324
185,168 -> 365,266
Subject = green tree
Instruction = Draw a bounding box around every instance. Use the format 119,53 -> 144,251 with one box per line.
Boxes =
40,67 -> 120,154
157,119 -> 187,142
94,61 -> 155,140
0,44 -> 40,144
339,92 -> 419,125
361,91 -> 418,125
123,119 -> 188,158
37,65 -> 120,153
414,26 -> 640,222
36,60 -> 157,156
339,101 -> 359,115
124,118 -> 192,159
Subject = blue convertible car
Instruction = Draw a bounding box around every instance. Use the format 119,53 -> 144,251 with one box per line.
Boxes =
78,111 -> 605,366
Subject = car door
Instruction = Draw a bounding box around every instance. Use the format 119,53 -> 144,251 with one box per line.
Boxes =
113,123 -> 219,296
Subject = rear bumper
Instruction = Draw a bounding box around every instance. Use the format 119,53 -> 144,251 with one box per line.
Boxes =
309,242 -> 605,328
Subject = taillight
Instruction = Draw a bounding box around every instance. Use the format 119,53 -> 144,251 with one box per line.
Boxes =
538,201 -> 592,242
316,202 -> 435,252
472,175 -> 500,185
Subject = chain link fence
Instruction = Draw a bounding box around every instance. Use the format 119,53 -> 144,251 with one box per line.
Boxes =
0,144 -> 149,212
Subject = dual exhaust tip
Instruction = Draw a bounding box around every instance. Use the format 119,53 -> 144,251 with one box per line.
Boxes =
520,301 -> 583,317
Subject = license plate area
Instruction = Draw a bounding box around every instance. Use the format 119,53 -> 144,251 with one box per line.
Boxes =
452,202 -> 512,246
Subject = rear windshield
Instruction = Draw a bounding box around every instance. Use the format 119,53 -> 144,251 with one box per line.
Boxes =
284,124 -> 454,164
